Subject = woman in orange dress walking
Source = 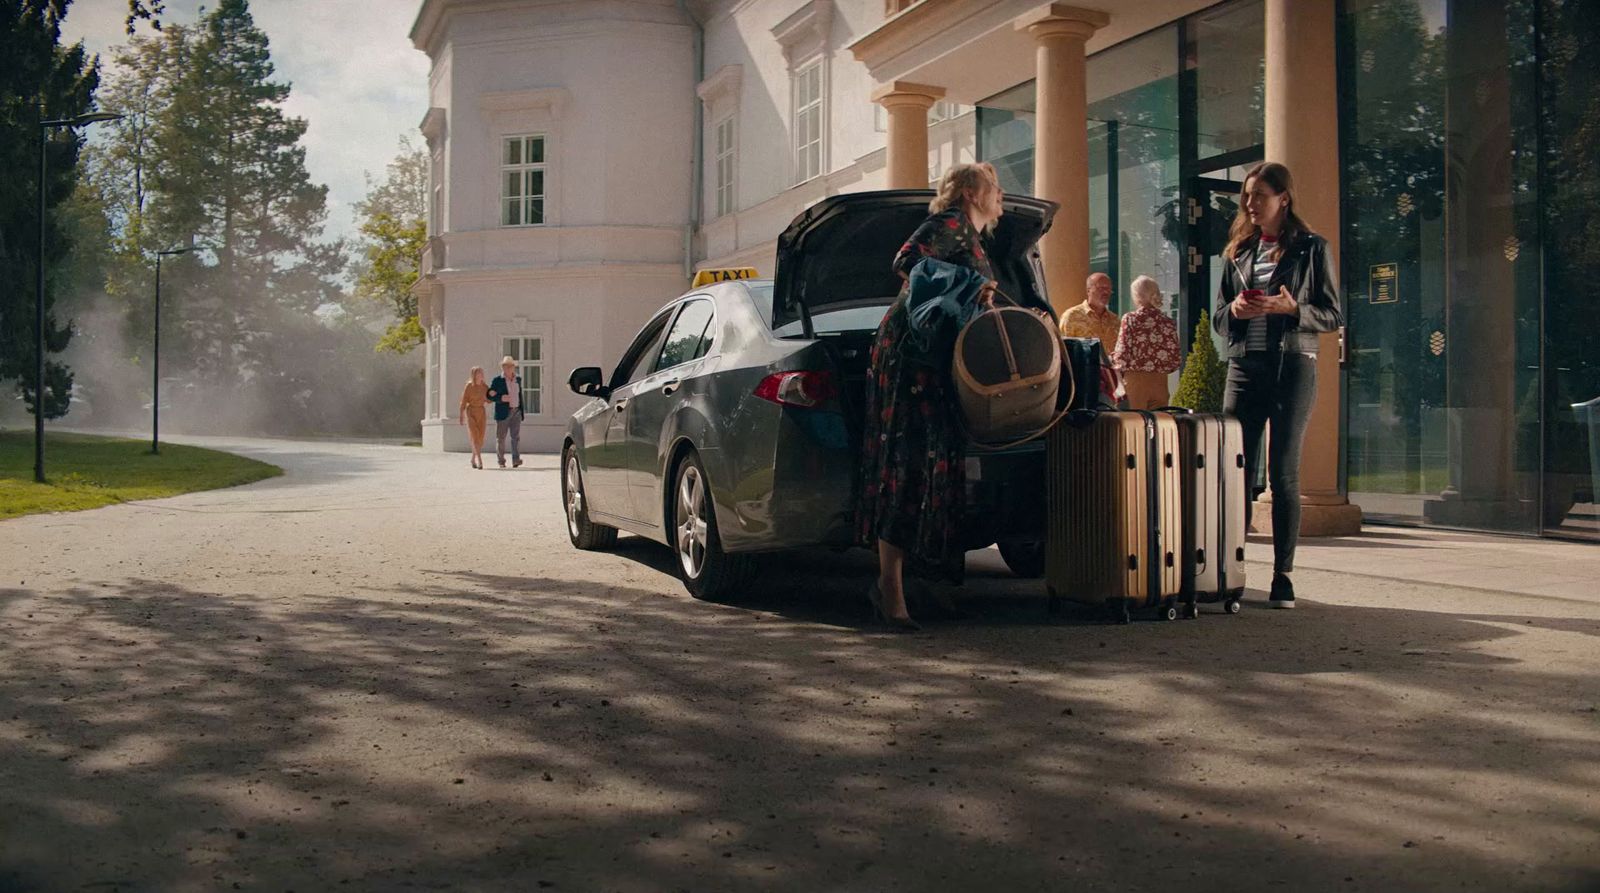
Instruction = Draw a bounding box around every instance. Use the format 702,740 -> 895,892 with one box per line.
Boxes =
458,366 -> 490,469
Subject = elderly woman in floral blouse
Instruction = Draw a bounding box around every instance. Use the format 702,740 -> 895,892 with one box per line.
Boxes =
1111,275 -> 1181,410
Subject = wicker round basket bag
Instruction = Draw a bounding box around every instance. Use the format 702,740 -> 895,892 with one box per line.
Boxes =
952,304 -> 1063,445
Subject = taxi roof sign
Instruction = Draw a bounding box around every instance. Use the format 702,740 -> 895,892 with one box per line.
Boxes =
692,267 -> 759,288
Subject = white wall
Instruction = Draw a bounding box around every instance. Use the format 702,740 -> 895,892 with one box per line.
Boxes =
413,0 -> 983,451
414,0 -> 697,451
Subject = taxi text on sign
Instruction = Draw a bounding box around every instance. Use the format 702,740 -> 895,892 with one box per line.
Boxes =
692,267 -> 759,289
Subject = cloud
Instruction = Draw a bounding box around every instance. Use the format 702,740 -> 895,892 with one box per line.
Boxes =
61,0 -> 429,245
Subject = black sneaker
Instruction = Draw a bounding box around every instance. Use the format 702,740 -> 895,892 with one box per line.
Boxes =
1269,574 -> 1296,609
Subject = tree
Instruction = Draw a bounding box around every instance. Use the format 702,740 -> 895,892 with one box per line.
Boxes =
1170,310 -> 1226,413
353,139 -> 428,353
133,0 -> 342,378
0,0 -> 100,420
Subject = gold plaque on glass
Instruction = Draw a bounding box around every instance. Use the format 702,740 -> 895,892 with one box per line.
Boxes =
1370,263 -> 1399,305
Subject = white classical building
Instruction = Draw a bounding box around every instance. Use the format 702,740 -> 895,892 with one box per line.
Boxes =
408,0 -> 1362,544
408,0 -> 975,452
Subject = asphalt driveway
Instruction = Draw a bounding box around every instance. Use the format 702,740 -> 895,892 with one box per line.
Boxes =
1,437 -> 1596,892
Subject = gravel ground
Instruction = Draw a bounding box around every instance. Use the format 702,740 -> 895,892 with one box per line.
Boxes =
2,436 -> 1597,893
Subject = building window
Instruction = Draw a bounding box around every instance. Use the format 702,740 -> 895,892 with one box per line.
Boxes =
426,326 -> 442,417
714,115 -> 737,217
429,149 -> 443,236
500,135 -> 546,227
793,59 -> 823,184
501,335 -> 544,415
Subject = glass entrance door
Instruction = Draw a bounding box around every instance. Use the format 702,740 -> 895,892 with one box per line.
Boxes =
1183,176 -> 1244,350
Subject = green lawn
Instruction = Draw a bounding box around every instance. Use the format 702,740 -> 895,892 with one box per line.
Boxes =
0,430 -> 282,520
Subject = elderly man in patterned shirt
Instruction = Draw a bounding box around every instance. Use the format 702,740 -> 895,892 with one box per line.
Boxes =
1059,271 -> 1124,403
1059,272 -> 1121,353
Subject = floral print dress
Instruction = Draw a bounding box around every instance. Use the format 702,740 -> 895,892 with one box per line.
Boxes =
857,208 -> 993,583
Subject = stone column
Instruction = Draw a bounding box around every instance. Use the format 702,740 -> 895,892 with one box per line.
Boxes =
1263,0 -> 1362,535
1018,4 -> 1107,315
872,81 -> 945,189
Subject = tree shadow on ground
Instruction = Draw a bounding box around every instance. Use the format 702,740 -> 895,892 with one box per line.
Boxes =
1,567 -> 1597,893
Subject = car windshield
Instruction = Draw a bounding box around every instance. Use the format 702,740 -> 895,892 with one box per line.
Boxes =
772,304 -> 892,337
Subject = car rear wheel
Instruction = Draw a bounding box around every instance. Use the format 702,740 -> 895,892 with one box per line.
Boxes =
563,448 -> 617,551
998,539 -> 1046,578
672,450 -> 755,601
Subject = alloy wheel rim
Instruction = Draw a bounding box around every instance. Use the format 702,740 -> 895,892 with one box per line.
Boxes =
565,455 -> 583,538
676,465 -> 708,579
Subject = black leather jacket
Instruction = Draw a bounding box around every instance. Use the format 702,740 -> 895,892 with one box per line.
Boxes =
1212,231 -> 1343,357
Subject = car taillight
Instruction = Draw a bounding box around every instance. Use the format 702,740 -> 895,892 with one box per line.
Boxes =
753,370 -> 837,408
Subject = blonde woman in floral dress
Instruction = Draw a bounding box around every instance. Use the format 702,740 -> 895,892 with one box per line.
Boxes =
1111,275 -> 1181,410
857,162 -> 1004,631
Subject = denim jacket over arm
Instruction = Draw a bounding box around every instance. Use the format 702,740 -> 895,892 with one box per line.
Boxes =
1212,231 -> 1344,358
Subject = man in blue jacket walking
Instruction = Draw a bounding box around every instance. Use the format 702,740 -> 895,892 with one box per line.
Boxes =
486,356 -> 527,468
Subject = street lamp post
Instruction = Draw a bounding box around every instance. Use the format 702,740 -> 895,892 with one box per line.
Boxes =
34,107 -> 123,483
151,246 -> 199,455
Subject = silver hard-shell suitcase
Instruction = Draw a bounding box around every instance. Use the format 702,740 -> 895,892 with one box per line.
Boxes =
1170,411 -> 1247,614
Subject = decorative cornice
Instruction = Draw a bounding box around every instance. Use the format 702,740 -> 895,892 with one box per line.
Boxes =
772,0 -> 834,64
418,107 -> 447,145
696,64 -> 744,105
479,87 -> 571,118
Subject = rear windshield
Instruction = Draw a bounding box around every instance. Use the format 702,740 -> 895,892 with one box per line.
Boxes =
772,304 -> 893,337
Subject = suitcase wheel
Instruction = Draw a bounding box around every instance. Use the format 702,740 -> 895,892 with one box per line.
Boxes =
1183,602 -> 1201,620
1162,604 -> 1179,622
1225,598 -> 1242,615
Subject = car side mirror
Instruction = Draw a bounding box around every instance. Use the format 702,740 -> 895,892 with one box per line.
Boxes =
568,366 -> 609,398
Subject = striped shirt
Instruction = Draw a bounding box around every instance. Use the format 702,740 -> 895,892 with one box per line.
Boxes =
1244,237 -> 1278,353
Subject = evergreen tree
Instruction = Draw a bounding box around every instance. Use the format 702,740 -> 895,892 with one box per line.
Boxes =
147,0 -> 341,376
0,0 -> 100,420
1170,310 -> 1227,413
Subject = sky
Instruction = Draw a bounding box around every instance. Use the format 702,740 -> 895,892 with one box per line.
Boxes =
60,0 -> 432,245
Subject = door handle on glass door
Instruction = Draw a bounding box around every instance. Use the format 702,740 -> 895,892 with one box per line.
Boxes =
661,379 -> 681,396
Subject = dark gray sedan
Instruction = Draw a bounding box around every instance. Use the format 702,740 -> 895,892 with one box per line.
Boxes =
562,190 -> 1060,600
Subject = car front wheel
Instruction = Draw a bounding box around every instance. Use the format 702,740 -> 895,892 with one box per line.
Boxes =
563,447 -> 617,551
672,450 -> 755,601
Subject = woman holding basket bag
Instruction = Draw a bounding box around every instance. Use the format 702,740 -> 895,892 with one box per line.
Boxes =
857,163 -> 1005,631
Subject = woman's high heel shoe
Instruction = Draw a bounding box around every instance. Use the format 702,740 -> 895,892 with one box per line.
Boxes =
867,583 -> 921,632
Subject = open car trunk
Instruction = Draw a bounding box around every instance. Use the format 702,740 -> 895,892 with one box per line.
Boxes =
771,190 -> 1059,337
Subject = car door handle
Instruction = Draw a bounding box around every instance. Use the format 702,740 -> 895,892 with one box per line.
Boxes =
660,378 -> 681,395
613,399 -> 628,412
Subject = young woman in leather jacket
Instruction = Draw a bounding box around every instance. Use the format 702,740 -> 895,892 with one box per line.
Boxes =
1212,161 -> 1344,608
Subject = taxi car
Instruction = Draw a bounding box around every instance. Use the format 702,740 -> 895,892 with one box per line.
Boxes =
562,190 -> 1060,600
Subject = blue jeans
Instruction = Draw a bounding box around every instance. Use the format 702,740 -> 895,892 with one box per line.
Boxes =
1223,352 -> 1317,574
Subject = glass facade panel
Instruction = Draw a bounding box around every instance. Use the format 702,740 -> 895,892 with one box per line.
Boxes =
976,82 -> 1036,197
1086,26 -> 1181,314
1340,0 -> 1560,534
979,27 -> 1182,317
1192,0 -> 1265,160
1538,0 -> 1600,539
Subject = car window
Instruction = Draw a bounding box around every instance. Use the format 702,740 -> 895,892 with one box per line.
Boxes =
747,281 -> 775,328
612,311 -> 674,388
655,299 -> 715,372
772,303 -> 892,337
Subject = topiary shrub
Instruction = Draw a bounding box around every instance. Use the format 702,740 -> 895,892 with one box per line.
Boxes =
1170,310 -> 1228,413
